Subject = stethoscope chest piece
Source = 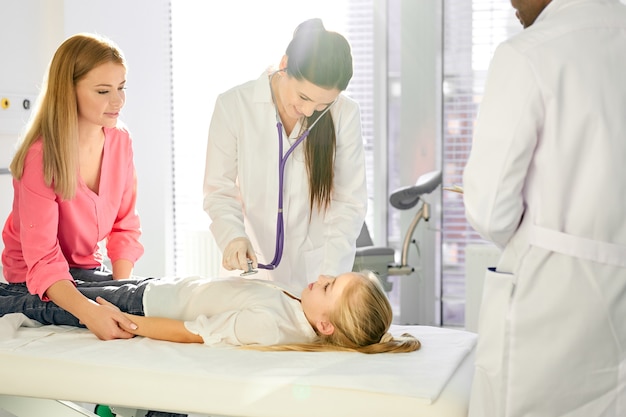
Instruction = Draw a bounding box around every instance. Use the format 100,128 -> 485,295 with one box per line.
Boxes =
240,259 -> 258,277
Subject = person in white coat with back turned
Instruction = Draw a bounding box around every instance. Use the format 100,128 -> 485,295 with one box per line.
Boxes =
204,18 -> 367,292
463,0 -> 626,416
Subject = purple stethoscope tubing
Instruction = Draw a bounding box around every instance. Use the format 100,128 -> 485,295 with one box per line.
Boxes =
257,124 -> 310,270
257,98 -> 335,270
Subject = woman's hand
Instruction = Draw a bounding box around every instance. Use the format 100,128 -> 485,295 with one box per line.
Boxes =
45,281 -> 137,341
223,237 -> 257,271
80,298 -> 138,340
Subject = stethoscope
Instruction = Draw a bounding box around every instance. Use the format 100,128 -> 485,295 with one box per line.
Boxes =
241,71 -> 335,276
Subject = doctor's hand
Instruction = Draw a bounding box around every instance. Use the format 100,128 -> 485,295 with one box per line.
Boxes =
223,237 -> 257,271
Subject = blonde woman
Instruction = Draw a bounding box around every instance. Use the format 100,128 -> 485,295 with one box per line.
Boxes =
0,270 -> 420,354
1,33 -> 143,340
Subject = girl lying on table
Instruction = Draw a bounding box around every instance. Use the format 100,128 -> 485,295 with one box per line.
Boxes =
0,271 -> 420,354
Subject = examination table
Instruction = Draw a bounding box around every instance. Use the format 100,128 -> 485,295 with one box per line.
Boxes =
0,314 -> 476,417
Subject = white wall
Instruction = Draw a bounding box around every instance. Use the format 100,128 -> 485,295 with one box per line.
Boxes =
0,0 -> 174,277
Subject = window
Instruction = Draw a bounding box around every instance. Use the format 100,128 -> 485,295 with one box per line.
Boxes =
171,0 -> 531,328
441,0 -> 522,326
170,1 -> 376,278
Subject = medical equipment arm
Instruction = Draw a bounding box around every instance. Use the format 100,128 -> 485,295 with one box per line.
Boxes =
388,170 -> 442,275
463,42 -> 542,247
389,170 -> 442,210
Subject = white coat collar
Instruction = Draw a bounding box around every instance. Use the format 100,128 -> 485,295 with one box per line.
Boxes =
535,0 -> 618,25
252,70 -> 274,104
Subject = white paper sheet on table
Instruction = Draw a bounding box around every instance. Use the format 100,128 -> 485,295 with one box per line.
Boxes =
0,315 -> 475,405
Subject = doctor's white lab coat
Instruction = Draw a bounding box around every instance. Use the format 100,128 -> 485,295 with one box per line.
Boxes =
204,71 -> 367,292
463,0 -> 626,416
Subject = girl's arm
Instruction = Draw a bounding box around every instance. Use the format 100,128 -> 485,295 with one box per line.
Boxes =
96,297 -> 203,344
123,315 -> 204,343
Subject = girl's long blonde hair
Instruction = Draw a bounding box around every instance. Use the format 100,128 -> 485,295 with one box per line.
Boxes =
10,33 -> 126,200
251,271 -> 421,354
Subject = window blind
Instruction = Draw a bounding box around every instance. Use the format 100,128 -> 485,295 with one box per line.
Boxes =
345,0 -> 376,230
441,0 -> 521,325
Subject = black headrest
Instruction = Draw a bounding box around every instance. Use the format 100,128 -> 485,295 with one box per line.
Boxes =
389,170 -> 442,210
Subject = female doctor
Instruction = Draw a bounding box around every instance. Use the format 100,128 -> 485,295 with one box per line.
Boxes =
204,18 -> 367,292
463,0 -> 626,416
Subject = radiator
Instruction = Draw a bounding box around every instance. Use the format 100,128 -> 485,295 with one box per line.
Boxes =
180,230 -> 222,278
464,243 -> 501,332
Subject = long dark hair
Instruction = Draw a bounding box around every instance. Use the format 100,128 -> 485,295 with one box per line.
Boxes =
285,18 -> 353,213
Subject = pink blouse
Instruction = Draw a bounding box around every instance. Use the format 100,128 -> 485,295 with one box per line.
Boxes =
1,126 -> 144,299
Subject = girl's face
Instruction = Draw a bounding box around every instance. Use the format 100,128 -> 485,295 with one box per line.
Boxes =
75,62 -> 126,130
300,272 -> 358,335
277,72 -> 340,120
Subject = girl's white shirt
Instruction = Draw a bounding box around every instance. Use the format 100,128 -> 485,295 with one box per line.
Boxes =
142,275 -> 316,346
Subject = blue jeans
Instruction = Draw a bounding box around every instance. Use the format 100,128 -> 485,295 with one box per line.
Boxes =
0,272 -> 187,417
69,265 -> 114,281
0,276 -> 151,326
